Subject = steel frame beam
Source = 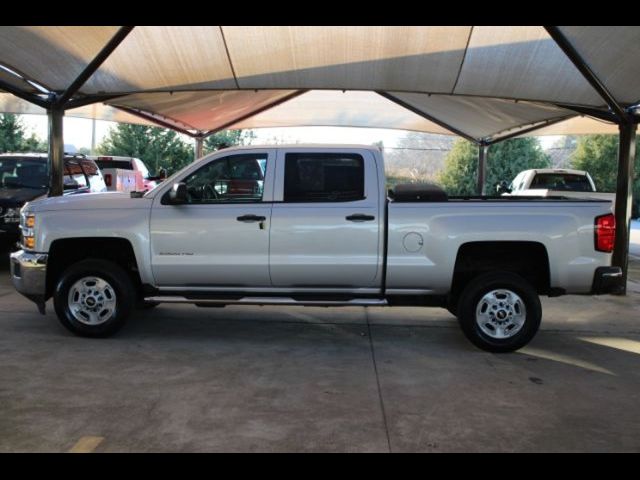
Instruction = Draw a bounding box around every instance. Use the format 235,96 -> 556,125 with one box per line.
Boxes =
376,91 -> 479,144
199,90 -> 308,139
194,136 -> 204,161
477,143 -> 488,195
553,103 -> 618,123
47,107 -> 65,197
544,26 -> 629,122
0,78 -> 49,108
55,26 -> 134,107
612,122 -> 637,294
485,116 -> 574,145
110,105 -> 197,137
64,94 -> 128,110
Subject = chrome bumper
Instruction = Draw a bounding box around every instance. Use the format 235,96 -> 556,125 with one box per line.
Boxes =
10,250 -> 48,313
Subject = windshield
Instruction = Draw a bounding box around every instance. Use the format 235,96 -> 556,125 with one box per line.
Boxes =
0,157 -> 48,189
530,173 -> 594,192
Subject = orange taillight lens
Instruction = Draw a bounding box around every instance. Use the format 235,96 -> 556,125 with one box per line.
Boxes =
595,214 -> 616,253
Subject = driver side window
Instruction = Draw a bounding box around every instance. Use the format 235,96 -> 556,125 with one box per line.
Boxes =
183,154 -> 267,204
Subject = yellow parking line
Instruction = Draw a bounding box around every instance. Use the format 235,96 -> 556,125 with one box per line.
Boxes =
68,436 -> 104,453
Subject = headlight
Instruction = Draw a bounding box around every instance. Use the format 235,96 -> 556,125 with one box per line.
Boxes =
20,213 -> 36,250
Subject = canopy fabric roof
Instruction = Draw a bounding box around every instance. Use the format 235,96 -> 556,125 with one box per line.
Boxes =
0,92 -> 154,126
0,26 -> 638,142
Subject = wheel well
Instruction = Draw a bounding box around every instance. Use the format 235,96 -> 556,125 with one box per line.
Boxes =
451,241 -> 550,298
46,237 -> 142,298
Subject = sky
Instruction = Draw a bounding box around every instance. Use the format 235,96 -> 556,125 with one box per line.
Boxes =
18,113 -> 560,152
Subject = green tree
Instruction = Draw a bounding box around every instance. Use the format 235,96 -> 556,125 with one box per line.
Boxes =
97,124 -> 193,175
0,113 -> 47,153
0,114 -> 25,152
203,129 -> 255,154
438,138 -> 550,195
571,134 -> 640,217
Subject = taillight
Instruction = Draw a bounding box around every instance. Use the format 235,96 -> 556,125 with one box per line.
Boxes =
104,173 -> 112,187
595,213 -> 615,253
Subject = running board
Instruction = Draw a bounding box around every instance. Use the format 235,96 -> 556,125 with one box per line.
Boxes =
143,296 -> 388,307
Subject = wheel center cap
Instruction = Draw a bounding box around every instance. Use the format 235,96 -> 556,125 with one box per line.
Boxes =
85,297 -> 96,307
497,310 -> 507,320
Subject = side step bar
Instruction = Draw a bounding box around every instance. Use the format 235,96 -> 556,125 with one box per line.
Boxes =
143,296 -> 389,307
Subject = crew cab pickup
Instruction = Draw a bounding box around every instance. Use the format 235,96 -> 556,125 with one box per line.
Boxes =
10,146 -> 622,352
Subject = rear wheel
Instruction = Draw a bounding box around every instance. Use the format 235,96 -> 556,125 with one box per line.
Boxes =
53,259 -> 134,337
457,271 -> 541,352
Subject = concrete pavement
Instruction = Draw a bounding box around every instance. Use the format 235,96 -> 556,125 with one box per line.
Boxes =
1,256 -> 640,452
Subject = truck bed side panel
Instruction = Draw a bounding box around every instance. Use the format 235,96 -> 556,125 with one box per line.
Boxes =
386,201 -> 613,294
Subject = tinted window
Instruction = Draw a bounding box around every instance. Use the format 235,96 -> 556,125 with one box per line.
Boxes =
530,173 -> 593,192
0,157 -> 48,189
284,153 -> 365,202
94,159 -> 133,170
181,154 -> 267,204
64,160 -> 88,188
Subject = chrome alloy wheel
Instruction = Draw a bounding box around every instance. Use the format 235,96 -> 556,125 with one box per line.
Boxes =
475,289 -> 526,339
67,276 -> 117,325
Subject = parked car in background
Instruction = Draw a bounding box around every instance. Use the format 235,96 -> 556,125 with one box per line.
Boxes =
91,156 -> 165,192
0,153 -> 106,249
10,145 -> 621,353
498,168 -> 616,204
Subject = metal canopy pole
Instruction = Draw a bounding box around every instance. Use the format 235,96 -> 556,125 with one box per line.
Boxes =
612,122 -> 637,294
195,136 -> 204,161
47,107 -> 65,197
477,143 -> 488,195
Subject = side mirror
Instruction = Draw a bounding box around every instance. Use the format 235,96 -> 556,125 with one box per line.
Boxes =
168,182 -> 188,204
495,181 -> 512,195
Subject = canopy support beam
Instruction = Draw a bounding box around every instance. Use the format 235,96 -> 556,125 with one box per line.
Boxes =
195,136 -> 204,161
65,94 -> 128,110
47,106 -> 65,197
612,122 -> 637,294
544,26 -> 630,122
376,91 -> 479,144
477,143 -> 488,195
55,26 -> 134,107
0,78 -> 49,108
485,116 -> 574,145
110,105 -> 197,137
553,103 -> 618,123
199,90 -> 308,139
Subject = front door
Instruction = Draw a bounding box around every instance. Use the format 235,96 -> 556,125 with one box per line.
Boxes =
150,151 -> 275,287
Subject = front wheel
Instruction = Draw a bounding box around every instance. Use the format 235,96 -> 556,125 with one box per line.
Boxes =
53,259 -> 135,337
457,272 -> 541,353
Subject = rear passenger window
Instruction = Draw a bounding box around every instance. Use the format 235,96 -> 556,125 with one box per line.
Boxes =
63,161 -> 88,188
284,153 -> 365,202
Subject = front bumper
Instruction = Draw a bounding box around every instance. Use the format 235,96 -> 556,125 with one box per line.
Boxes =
591,266 -> 624,295
10,250 -> 48,313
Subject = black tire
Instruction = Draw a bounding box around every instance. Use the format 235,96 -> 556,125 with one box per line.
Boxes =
445,296 -> 458,317
53,259 -> 135,337
457,271 -> 541,353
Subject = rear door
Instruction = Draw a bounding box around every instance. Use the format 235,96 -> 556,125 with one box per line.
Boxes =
269,149 -> 381,288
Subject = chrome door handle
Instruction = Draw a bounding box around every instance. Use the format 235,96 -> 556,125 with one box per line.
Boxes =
237,215 -> 266,222
346,214 -> 375,222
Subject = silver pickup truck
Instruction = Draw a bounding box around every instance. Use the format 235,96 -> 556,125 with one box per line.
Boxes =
9,145 -> 622,352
